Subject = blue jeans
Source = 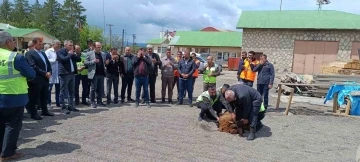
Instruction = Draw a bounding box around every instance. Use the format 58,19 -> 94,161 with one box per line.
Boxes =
178,77 -> 193,104
135,76 -> 149,103
60,74 -> 75,109
48,83 -> 60,106
257,84 -> 269,109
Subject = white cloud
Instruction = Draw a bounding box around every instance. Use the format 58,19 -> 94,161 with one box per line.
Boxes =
34,0 -> 360,43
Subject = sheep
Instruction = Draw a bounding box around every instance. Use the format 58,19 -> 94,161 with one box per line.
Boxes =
218,111 -> 250,136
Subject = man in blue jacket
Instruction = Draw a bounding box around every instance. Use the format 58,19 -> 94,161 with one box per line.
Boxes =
57,40 -> 81,114
177,49 -> 196,107
0,31 -> 36,161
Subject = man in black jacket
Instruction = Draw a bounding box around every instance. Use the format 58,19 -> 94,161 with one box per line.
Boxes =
133,48 -> 152,108
223,84 -> 265,140
105,47 -> 124,104
119,47 -> 135,103
57,40 -> 81,114
25,37 -> 53,120
141,45 -> 161,103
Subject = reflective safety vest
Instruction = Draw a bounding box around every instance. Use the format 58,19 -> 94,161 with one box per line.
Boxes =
244,60 -> 259,82
203,64 -> 218,84
196,90 -> 220,105
0,48 -> 28,94
193,59 -> 200,78
77,53 -> 88,75
239,59 -> 248,79
260,102 -> 265,112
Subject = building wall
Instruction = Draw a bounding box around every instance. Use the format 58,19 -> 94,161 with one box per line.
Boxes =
242,29 -> 360,72
172,46 -> 241,65
15,31 -> 56,49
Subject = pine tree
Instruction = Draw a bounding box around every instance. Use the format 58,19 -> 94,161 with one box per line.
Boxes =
58,0 -> 87,43
0,0 -> 13,23
11,0 -> 31,27
42,0 -> 62,38
28,0 -> 42,28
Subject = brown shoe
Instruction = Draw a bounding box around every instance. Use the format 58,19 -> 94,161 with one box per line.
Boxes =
1,153 -> 24,161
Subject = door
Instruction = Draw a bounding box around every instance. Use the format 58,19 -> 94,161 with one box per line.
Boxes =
350,42 -> 360,60
292,40 -> 339,74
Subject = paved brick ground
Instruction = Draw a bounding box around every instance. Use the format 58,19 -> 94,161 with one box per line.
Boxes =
16,71 -> 360,162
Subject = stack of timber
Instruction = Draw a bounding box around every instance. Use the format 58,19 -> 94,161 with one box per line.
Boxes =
275,72 -> 314,96
322,60 -> 360,75
338,59 -> 360,75
321,61 -> 347,74
311,74 -> 360,98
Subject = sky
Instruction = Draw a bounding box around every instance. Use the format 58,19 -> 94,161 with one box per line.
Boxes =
31,0 -> 360,43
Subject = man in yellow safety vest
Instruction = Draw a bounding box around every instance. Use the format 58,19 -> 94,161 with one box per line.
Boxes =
199,56 -> 221,92
0,31 -> 36,161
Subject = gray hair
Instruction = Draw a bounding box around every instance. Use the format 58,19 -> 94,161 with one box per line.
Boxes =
0,31 -> 12,47
64,40 -> 73,46
44,44 -> 51,50
28,41 -> 33,47
146,44 -> 153,49
52,39 -> 60,45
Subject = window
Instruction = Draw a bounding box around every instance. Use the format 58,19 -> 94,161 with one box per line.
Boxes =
223,52 -> 229,61
157,47 -> 167,53
216,52 -> 230,61
230,52 -> 237,58
217,52 -> 223,60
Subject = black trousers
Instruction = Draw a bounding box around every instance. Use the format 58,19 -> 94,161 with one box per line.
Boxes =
0,107 -> 24,158
75,75 -> 89,104
28,82 -> 49,115
120,74 -> 134,100
142,74 -> 157,101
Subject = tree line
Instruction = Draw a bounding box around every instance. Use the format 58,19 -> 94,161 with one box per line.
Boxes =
0,0 -> 106,50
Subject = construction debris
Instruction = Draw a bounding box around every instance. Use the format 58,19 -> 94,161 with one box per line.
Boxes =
275,73 -> 315,95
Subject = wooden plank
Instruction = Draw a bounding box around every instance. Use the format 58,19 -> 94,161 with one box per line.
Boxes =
344,99 -> 351,115
285,88 -> 294,116
333,92 -> 339,113
276,85 -> 282,110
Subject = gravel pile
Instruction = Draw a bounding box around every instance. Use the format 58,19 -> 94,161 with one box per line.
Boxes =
16,71 -> 360,162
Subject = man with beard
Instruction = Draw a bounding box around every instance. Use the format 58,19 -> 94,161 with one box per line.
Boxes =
224,84 -> 266,140
196,85 -> 231,128
237,51 -> 247,83
241,51 -> 259,87
141,45 -> 161,103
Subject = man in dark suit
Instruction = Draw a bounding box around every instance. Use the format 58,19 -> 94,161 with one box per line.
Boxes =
57,40 -> 81,114
25,37 -> 54,120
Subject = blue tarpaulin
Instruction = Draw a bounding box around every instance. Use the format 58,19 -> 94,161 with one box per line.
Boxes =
324,82 -> 360,116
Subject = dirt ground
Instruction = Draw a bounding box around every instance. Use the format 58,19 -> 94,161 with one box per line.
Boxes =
16,71 -> 360,162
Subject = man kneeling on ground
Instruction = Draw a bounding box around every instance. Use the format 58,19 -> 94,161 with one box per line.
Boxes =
223,84 -> 266,140
196,85 -> 230,124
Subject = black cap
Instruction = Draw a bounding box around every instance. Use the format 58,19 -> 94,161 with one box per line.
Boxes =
87,39 -> 93,43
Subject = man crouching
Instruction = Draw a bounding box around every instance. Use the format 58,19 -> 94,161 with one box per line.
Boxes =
224,84 -> 265,140
196,86 -> 226,124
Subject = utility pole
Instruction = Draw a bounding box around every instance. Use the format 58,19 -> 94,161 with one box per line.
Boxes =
126,39 -> 129,46
106,24 -> 113,47
280,0 -> 282,11
121,29 -> 125,54
132,34 -> 136,53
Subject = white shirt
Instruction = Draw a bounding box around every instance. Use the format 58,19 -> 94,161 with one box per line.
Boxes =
45,48 -> 59,84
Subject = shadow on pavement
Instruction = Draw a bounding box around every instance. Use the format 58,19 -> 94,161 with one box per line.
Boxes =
17,141 -> 81,161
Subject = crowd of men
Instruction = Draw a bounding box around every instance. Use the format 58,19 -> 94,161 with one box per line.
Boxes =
0,29 -> 275,160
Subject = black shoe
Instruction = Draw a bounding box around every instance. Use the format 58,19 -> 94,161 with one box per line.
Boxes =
69,107 -> 79,112
31,114 -> 42,120
189,103 -> 193,107
120,100 -> 125,104
150,100 -> 156,103
91,102 -> 97,108
161,99 -> 165,104
141,100 -> 145,104
128,98 -> 135,102
114,101 -> 119,104
98,102 -> 106,107
61,109 -> 71,114
41,112 -> 54,116
75,102 -> 79,106
247,127 -> 256,140
82,102 -> 90,106
168,100 -> 173,104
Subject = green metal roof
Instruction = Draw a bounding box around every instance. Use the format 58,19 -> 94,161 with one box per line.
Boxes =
236,10 -> 360,30
146,38 -> 167,45
169,31 -> 242,47
3,28 -> 57,39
